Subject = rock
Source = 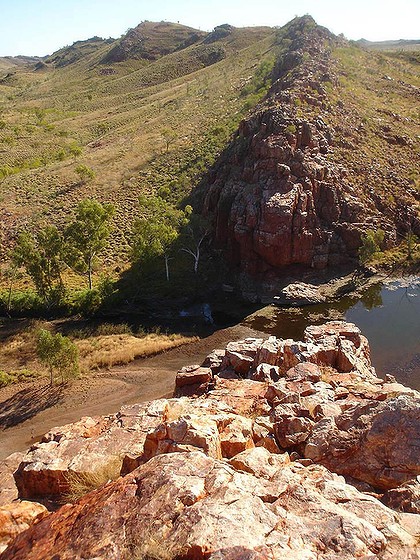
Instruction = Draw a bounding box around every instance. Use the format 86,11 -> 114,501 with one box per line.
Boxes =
0,501 -> 48,554
251,362 -> 280,382
229,447 -> 290,478
218,415 -> 254,458
285,362 -> 322,382
305,395 -> 420,490
143,414 -> 222,460
382,479 -> 420,514
3,452 -> 417,560
0,453 -> 23,506
175,365 -> 213,388
210,378 -> 270,417
14,400 -> 169,501
175,365 -> 213,396
221,339 -> 263,377
274,415 -> 315,447
201,349 -> 226,374
274,282 -> 327,305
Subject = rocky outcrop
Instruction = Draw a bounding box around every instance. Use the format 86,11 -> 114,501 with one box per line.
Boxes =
1,321 -> 419,559
305,395 -> 420,490
2,452 -> 418,560
201,16 -> 410,299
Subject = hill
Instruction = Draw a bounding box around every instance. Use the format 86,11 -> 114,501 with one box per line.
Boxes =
0,16 -> 418,302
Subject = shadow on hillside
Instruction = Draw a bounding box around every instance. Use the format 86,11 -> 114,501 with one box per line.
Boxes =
0,384 -> 65,429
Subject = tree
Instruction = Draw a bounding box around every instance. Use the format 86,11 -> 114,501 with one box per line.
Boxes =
359,228 -> 385,265
161,128 -> 177,153
132,196 -> 183,282
65,200 -> 114,290
11,226 -> 65,307
36,329 -> 79,385
180,206 -> 210,274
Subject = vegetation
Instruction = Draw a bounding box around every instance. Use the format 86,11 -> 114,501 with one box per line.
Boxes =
359,229 -> 385,265
64,457 -> 122,503
36,328 -> 79,384
65,200 -> 115,289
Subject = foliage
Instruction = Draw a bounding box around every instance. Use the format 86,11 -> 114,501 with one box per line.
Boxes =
75,164 -> 95,183
36,328 -> 79,384
0,369 -> 37,388
65,200 -> 115,289
11,226 -> 65,307
132,196 -> 185,281
359,229 -> 385,264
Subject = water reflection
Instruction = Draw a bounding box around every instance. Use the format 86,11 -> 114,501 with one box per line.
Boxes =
243,277 -> 420,390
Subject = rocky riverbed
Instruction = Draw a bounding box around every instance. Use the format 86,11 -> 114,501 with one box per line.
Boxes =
0,321 -> 419,559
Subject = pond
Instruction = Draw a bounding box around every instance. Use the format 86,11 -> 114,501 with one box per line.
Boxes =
242,276 -> 420,390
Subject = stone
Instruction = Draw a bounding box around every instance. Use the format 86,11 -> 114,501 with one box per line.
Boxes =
143,414 -> 222,461
0,453 -> 23,506
382,479 -> 420,514
275,282 -> 327,305
3,452 -> 417,560
175,365 -> 213,388
274,415 -> 315,447
218,415 -> 254,459
251,362 -> 280,382
229,446 -> 290,478
305,395 -> 420,490
14,400 -> 169,501
0,501 -> 48,554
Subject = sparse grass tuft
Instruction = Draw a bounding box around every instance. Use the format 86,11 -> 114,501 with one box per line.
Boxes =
64,457 -> 122,503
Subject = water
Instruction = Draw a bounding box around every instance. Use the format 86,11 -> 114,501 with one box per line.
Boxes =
243,277 -> 420,390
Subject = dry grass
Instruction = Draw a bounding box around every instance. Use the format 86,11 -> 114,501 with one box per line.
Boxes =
64,456 -> 122,503
76,332 -> 198,370
0,322 -> 197,379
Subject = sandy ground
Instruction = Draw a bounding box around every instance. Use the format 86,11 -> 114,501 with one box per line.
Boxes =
0,324 -> 266,460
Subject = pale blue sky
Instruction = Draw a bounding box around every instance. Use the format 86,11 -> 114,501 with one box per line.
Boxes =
0,0 -> 419,57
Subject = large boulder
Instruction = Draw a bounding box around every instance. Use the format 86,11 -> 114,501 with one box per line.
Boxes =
2,452 -> 417,560
14,400 -> 168,501
305,395 -> 420,490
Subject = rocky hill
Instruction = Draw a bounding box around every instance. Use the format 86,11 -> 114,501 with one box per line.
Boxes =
201,16 -> 420,295
0,321 -> 419,558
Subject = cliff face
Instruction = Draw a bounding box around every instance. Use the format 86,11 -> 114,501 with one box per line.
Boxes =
203,17 -> 419,294
1,322 -> 419,559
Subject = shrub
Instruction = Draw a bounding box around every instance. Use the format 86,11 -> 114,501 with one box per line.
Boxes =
359,228 -> 385,264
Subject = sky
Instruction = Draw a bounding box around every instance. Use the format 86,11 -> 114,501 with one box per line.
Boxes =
0,0 -> 419,57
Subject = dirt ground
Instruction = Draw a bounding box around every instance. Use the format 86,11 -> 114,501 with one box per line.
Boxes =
0,324 -> 266,460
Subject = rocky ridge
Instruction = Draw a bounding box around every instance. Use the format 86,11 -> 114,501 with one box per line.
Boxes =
202,16 -> 419,298
0,321 -> 419,559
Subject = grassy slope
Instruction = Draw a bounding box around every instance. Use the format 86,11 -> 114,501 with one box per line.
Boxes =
0,25 -> 275,272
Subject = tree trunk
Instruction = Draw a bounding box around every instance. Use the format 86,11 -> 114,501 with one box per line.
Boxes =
164,255 -> 170,282
88,258 -> 92,290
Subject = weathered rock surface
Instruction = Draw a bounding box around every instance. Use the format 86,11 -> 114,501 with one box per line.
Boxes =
0,501 -> 48,554
14,400 -> 168,500
382,479 -> 420,514
3,321 -> 419,558
275,282 -> 327,306
2,452 -> 418,560
305,395 -> 420,490
0,453 -> 23,506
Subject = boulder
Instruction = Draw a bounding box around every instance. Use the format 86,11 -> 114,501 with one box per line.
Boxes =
0,453 -> 23,506
274,282 -> 327,305
305,395 -> 420,490
0,501 -> 48,554
14,400 -> 169,501
3,452 -> 417,560
143,414 -> 222,461
175,365 -> 213,396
